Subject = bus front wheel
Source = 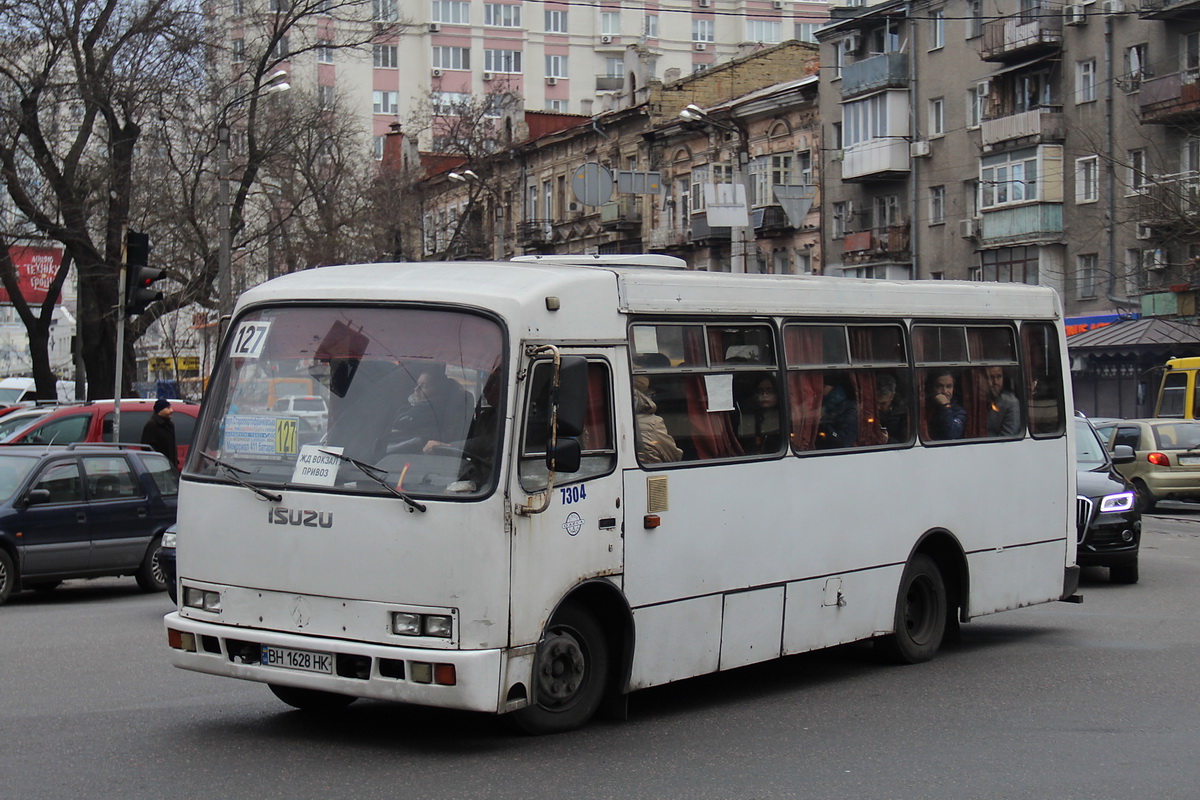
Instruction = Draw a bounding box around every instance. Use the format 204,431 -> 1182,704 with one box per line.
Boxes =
876,554 -> 947,665
512,603 -> 609,735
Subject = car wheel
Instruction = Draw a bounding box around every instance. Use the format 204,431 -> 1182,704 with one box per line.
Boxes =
268,684 -> 356,712
135,535 -> 166,592
0,549 -> 13,605
1133,480 -> 1157,513
875,554 -> 947,665
1110,561 -> 1139,584
511,603 -> 610,735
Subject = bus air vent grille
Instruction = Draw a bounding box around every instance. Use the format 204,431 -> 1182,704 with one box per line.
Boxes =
647,476 -> 669,514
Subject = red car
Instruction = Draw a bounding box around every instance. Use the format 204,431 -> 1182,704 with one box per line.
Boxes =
1,400 -> 199,466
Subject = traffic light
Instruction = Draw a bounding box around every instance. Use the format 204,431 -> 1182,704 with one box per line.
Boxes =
124,230 -> 164,316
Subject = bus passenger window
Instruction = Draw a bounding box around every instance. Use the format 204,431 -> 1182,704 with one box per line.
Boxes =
1021,322 -> 1065,437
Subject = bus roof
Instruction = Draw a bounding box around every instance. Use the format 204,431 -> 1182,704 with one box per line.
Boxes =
237,261 -> 1063,324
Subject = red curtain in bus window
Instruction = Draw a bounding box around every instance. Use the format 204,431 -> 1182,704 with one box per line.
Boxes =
959,368 -> 989,438
684,331 -> 743,460
783,327 -> 822,451
848,329 -> 880,446
580,364 -> 610,451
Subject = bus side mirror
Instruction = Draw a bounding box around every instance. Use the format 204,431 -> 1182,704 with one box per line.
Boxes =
546,438 -> 581,474
1112,444 -> 1135,465
555,357 -> 589,438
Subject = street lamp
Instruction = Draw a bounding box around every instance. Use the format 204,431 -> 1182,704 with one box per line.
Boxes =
447,169 -> 505,259
678,103 -> 752,274
218,70 -> 290,324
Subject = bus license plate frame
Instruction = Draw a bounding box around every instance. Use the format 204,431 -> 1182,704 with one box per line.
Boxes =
261,644 -> 334,675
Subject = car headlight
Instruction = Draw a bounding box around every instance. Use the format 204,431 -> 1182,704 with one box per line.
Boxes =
1100,491 -> 1135,513
161,530 -> 176,548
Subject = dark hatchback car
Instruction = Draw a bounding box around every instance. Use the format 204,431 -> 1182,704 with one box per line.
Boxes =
1075,417 -> 1141,584
0,444 -> 178,604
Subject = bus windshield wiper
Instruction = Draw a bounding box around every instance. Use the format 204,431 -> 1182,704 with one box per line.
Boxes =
199,452 -> 283,503
319,449 -> 427,513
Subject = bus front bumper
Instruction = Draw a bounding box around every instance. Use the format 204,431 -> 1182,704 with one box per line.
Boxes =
165,612 -> 507,713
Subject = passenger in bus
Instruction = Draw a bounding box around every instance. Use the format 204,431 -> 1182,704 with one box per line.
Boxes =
927,370 -> 967,440
985,366 -> 1020,437
816,373 -> 858,449
873,374 -> 909,444
738,374 -> 783,453
633,374 -> 682,464
394,369 -> 473,451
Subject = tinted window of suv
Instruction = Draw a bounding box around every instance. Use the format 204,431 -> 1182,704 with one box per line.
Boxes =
142,453 -> 179,495
32,460 -> 84,503
82,456 -> 143,499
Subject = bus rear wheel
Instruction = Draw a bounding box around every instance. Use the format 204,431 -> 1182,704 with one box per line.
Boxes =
512,603 -> 609,735
268,684 -> 356,712
876,554 -> 947,665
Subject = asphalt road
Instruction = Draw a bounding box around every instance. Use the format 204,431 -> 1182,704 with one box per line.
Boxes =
3,512 -> 1200,800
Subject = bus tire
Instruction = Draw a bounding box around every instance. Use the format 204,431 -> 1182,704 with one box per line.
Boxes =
876,554 -> 947,665
512,603 -> 609,735
0,549 -> 13,605
135,535 -> 166,593
268,684 -> 356,712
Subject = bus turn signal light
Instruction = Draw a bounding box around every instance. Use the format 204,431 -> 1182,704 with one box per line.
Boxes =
644,514 -> 661,529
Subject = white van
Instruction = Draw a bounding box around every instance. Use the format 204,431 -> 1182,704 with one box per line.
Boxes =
0,377 -> 77,404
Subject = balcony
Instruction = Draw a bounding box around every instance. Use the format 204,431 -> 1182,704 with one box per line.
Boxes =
600,197 -> 641,231
1139,0 -> 1200,19
752,205 -> 794,233
517,220 -> 553,245
980,108 -> 1065,148
595,76 -> 623,91
842,224 -> 911,264
842,138 -> 911,181
1132,174 -> 1200,228
1138,72 -> 1200,125
979,203 -> 1063,245
979,11 -> 1062,62
840,52 -> 909,100
690,214 -> 731,243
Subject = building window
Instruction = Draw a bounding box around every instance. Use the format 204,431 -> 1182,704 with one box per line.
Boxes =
872,195 -> 901,231
432,46 -> 470,70
485,49 -> 522,73
318,85 -> 335,111
546,54 -> 568,78
432,0 -> 470,24
605,57 -> 623,78
545,8 -> 568,32
929,98 -> 944,137
746,19 -> 782,44
750,154 -> 792,207
692,63 -> 709,74
231,37 -> 245,63
1075,156 -> 1099,203
317,39 -> 334,64
1184,136 -> 1200,174
431,92 -> 470,115
600,11 -> 620,36
1127,149 -> 1147,195
795,22 -> 818,43
270,0 -> 288,12
929,8 -> 945,50
1076,59 -> 1097,104
232,0 -> 244,14
966,0 -> 982,38
373,90 -> 398,114
374,44 -> 398,68
980,149 -> 1039,209
373,0 -> 398,22
1185,31 -> 1200,80
978,246 -> 1039,284
832,201 -> 851,238
1076,254 -> 1099,300
644,14 -> 658,37
546,99 -> 568,112
484,3 -> 521,27
930,186 -> 946,225
797,150 -> 812,184
270,36 -> 290,61
842,94 -> 890,147
693,19 -> 714,42
373,136 -> 385,161
1124,44 -> 1147,90
967,83 -> 986,128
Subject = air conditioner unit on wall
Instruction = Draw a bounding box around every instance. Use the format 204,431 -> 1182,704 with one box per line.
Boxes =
600,34 -> 613,44
910,140 -> 931,158
841,33 -> 861,56
546,76 -> 558,85
772,0 -> 785,8
959,218 -> 980,239
482,72 -> 493,81
428,22 -> 440,32
697,0 -> 711,6
431,68 -> 443,78
1065,4 -> 1087,24
1136,223 -> 1153,240
695,42 -> 707,51
1101,0 -> 1124,13
1144,249 -> 1166,270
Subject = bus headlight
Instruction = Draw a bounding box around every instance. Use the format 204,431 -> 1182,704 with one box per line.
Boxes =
422,615 -> 453,638
390,611 -> 453,638
391,612 -> 422,636
183,586 -> 222,613
1100,492 -> 1135,513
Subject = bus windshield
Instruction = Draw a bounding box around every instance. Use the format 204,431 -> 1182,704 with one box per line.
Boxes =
190,305 -> 505,500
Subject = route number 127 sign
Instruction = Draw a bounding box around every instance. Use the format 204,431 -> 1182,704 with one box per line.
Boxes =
230,321 -> 272,359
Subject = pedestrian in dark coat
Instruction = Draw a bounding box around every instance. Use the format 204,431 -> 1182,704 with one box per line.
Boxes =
141,398 -> 178,470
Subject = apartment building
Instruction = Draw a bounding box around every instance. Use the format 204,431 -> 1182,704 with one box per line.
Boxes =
408,41 -> 823,271
815,0 -> 1199,326
220,0 -> 829,153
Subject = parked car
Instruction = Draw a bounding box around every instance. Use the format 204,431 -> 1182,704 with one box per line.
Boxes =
0,443 -> 178,604
1075,416 -> 1141,584
0,406 -> 61,442
1,399 -> 199,466
0,377 -> 77,404
160,524 -> 177,604
1093,418 -> 1200,512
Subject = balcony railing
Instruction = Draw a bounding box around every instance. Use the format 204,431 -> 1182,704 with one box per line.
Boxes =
842,138 -> 910,181
1139,0 -> 1200,19
840,52 -> 909,99
517,220 -> 553,244
979,10 -> 1062,62
600,197 -> 641,230
1138,72 -> 1200,125
690,214 -> 731,242
1132,173 -> 1200,227
595,76 -> 623,91
842,224 -> 911,263
980,107 -> 1065,146
980,203 -> 1063,244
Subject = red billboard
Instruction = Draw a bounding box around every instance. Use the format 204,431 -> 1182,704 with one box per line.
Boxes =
0,245 -> 65,305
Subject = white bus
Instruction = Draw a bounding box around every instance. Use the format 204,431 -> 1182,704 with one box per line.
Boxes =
166,258 -> 1076,733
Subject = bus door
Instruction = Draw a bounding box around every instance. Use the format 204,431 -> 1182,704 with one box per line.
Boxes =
1156,363 -> 1199,419
508,350 -> 623,645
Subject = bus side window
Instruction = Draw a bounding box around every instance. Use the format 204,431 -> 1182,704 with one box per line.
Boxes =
518,360 -> 615,492
1021,322 -> 1065,437
1159,371 -> 1188,418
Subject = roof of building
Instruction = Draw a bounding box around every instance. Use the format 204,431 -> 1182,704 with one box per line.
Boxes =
1067,317 -> 1200,353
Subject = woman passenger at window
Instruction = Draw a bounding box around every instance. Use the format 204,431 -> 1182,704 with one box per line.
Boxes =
927,369 -> 967,440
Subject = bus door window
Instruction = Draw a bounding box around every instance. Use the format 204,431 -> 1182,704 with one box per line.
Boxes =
1021,322 -> 1065,437
519,359 -> 615,492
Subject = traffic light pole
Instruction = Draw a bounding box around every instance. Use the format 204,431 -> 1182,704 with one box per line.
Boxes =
114,260 -> 127,444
